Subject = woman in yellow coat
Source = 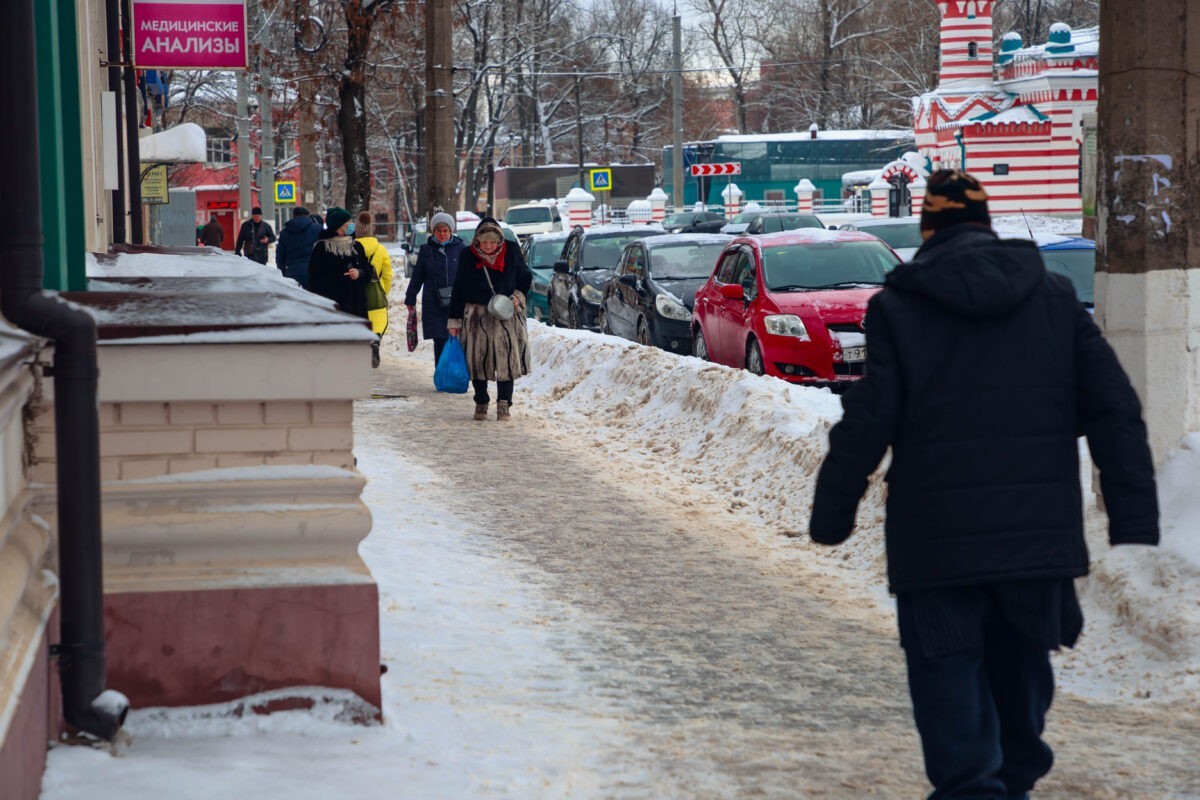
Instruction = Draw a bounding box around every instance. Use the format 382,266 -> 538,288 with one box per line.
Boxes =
353,211 -> 395,367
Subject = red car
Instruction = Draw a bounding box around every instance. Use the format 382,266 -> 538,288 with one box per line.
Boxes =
691,230 -> 901,388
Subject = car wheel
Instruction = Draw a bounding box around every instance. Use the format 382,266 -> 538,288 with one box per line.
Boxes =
693,327 -> 710,361
746,338 -> 765,376
567,302 -> 580,330
636,317 -> 652,347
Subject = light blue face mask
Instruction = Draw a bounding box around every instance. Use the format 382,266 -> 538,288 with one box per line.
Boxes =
345,222 -> 356,235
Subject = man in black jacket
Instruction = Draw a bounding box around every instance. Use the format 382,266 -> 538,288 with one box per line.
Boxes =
235,206 -> 276,264
810,170 -> 1159,799
275,206 -> 322,288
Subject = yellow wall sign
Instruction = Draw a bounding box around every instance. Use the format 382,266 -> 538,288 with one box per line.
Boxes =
141,164 -> 169,205
588,168 -> 612,192
274,181 -> 297,204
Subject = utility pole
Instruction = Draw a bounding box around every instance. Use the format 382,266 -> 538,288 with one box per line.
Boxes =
299,78 -> 318,208
575,74 -> 584,189
424,0 -> 456,217
237,72 -> 251,221
258,13 -> 275,229
104,0 -> 126,242
1096,0 -> 1200,466
671,12 -> 683,213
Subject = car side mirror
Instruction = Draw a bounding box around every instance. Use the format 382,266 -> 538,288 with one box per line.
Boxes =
618,273 -> 639,287
719,283 -> 745,301
829,225 -> 838,231
553,260 -> 570,274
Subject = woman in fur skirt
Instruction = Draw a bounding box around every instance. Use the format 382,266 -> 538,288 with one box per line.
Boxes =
446,218 -> 533,421
308,206 -> 379,366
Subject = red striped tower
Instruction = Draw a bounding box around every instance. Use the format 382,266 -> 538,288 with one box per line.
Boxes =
937,1 -> 995,84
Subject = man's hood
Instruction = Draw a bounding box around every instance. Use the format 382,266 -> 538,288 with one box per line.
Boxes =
283,216 -> 317,233
885,224 -> 1046,318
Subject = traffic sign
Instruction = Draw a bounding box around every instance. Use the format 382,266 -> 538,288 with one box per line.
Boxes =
689,162 -> 741,177
274,181 -> 297,204
588,168 -> 612,192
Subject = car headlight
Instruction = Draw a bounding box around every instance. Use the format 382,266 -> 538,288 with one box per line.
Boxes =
655,294 -> 692,321
763,314 -> 810,340
581,284 -> 604,303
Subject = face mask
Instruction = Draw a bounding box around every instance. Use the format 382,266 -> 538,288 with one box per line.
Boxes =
345,222 -> 356,235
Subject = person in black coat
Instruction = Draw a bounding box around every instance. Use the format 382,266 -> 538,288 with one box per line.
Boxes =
810,170 -> 1159,800
235,206 -> 276,264
308,206 -> 377,365
405,211 -> 465,365
275,206 -> 322,288
446,218 -> 532,421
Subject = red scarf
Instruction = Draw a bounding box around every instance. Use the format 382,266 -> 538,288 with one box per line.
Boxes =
471,240 -> 507,272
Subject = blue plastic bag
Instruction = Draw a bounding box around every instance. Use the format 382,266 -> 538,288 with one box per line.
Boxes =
433,337 -> 470,393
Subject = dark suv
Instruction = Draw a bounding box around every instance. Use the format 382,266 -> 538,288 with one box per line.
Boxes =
548,224 -> 667,329
662,210 -> 727,234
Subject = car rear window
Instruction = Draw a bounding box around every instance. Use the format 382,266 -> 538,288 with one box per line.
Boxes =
506,207 -> 553,224
761,241 -> 899,290
527,239 -> 565,267
857,222 -> 924,250
647,242 -> 729,279
581,232 -> 662,269
1042,248 -> 1095,306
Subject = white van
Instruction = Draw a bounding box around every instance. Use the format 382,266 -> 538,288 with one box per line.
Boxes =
505,202 -> 562,239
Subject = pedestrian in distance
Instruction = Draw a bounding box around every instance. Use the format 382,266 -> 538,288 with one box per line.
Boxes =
235,206 -> 276,264
446,217 -> 532,421
353,210 -> 394,365
405,212 -> 465,366
308,206 -> 379,367
275,206 -> 322,289
199,215 -> 224,247
809,169 -> 1159,800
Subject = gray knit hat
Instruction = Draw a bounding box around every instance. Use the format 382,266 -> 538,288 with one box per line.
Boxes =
429,212 -> 456,233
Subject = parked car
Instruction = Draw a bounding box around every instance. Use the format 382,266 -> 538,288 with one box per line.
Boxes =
600,233 -> 733,354
691,230 -> 901,389
837,216 -> 924,260
721,208 -> 765,236
1036,234 -> 1094,309
661,210 -> 727,234
548,223 -> 667,330
521,230 -> 570,322
505,201 -> 563,240
743,212 -> 825,235
405,219 -> 520,276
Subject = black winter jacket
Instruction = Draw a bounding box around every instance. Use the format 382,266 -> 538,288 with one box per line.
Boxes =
810,223 -> 1158,592
447,244 -> 533,321
307,232 -> 373,319
275,216 -> 322,282
236,219 -> 276,263
405,235 -> 465,340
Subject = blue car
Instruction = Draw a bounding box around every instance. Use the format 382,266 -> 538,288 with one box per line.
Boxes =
1037,235 -> 1094,310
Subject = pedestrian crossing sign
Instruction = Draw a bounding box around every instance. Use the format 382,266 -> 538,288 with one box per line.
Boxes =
274,181 -> 297,204
588,169 -> 612,192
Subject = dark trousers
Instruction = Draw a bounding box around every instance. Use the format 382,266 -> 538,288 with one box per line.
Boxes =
898,595 -> 1054,800
472,379 -> 513,405
432,337 -> 447,366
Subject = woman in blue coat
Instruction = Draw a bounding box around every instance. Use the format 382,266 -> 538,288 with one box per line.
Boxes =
405,212 -> 465,365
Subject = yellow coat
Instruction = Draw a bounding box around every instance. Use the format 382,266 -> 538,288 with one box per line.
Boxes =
356,236 -> 394,295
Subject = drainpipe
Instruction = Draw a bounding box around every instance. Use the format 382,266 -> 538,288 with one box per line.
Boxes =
1,0 -> 127,741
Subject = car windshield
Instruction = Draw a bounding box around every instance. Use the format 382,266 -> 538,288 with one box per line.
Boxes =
527,239 -> 564,267
761,241 -> 899,290
856,222 -> 924,250
1042,248 -> 1095,306
582,233 -> 658,269
506,207 -> 553,225
661,213 -> 694,228
733,211 -> 760,223
648,242 -> 729,279
770,215 -> 824,230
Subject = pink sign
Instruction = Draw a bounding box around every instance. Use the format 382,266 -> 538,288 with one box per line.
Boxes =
132,0 -> 247,70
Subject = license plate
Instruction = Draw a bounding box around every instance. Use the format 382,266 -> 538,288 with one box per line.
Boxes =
842,346 -> 866,363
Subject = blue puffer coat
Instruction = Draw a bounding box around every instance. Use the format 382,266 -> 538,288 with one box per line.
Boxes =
405,235 -> 465,340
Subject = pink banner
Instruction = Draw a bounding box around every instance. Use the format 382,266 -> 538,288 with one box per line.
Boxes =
132,0 -> 247,70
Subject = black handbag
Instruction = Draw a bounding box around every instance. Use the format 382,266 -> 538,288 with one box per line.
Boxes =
437,286 -> 453,308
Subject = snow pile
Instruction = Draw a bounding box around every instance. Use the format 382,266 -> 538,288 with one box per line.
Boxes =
491,322 -> 1199,704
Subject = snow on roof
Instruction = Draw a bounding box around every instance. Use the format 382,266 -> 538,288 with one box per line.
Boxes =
1009,25 -> 1099,61
138,122 -> 206,164
715,129 -> 913,143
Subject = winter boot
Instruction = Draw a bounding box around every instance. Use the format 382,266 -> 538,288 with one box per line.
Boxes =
496,401 -> 512,421
473,403 -> 489,421
371,341 -> 381,369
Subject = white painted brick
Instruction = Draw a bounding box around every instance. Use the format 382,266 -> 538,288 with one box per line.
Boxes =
168,402 -> 215,426
311,451 -> 354,469
29,462 -> 57,484
264,401 -> 310,424
32,432 -> 56,460
288,425 -> 353,452
311,401 -> 353,424
265,453 -> 312,466
103,429 -> 193,456
167,456 -> 218,474
195,428 -> 287,454
118,402 -> 168,426
216,453 -> 265,468
100,460 -> 120,482
119,458 -> 169,480
216,402 -> 265,425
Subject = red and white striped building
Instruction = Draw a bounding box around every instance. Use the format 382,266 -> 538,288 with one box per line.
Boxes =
913,0 -> 1097,215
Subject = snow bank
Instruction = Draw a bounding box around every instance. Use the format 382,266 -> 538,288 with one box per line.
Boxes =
504,322 -> 1200,704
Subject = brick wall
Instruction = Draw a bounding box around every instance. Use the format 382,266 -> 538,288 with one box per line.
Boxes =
29,399 -> 355,484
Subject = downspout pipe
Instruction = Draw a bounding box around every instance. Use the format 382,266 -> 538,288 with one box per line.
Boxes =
1,0 -> 128,741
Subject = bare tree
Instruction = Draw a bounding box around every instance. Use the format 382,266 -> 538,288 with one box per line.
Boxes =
689,0 -> 776,133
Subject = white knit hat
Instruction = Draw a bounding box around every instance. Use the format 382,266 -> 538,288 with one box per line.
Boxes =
429,212 -> 456,233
